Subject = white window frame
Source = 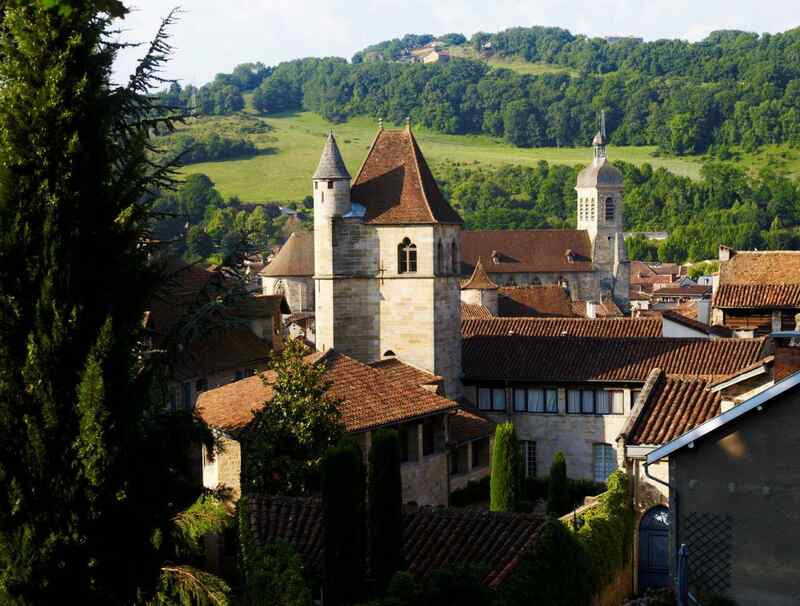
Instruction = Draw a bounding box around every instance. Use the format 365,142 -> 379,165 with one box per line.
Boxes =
520,440 -> 537,478
593,443 -> 617,482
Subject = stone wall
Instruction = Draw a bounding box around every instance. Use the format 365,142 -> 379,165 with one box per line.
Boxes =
464,384 -> 635,480
203,434 -> 242,500
262,276 -> 314,313
401,451 -> 449,506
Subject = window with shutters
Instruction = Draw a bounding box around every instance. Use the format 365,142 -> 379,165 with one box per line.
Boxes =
593,443 -> 617,482
520,440 -> 537,478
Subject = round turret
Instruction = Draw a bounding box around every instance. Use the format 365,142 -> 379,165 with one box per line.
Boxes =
313,132 -> 351,218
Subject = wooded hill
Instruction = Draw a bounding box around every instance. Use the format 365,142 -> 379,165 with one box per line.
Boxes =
160,25 -> 800,155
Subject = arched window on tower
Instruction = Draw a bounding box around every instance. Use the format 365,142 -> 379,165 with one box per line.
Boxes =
605,197 -> 615,222
451,241 -> 458,274
398,238 -> 417,274
436,241 -> 443,275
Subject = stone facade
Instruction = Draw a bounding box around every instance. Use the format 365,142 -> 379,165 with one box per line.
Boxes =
203,434 -> 243,500
262,275 -> 314,313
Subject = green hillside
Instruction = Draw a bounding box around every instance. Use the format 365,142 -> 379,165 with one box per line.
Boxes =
175,111 -> 702,203
445,45 -> 576,76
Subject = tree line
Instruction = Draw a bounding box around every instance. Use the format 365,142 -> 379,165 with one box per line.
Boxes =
435,160 -> 800,262
163,25 -> 800,154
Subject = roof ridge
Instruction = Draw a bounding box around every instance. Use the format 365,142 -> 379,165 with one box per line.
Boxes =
406,129 -> 436,223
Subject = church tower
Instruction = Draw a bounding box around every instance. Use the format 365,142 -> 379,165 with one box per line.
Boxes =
575,121 -> 629,304
312,124 -> 463,397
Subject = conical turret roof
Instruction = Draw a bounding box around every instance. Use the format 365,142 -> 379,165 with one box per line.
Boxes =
313,132 -> 351,180
461,257 -> 498,290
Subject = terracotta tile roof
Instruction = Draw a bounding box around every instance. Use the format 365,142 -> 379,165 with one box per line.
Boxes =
461,258 -> 498,290
651,285 -> 711,297
229,294 -> 289,317
245,495 -> 544,589
707,355 -> 774,388
196,349 -> 458,435
462,336 -> 765,383
623,370 -> 721,446
259,232 -> 314,277
351,128 -> 462,225
461,302 -> 494,319
462,317 -> 661,338
176,327 -> 272,380
449,406 -> 495,444
369,358 -> 443,390
719,250 -> 800,285
461,230 -> 593,274
572,296 -> 623,318
497,286 -> 577,318
712,284 -> 800,309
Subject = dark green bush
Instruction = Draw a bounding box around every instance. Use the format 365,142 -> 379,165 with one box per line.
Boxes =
490,423 -> 524,512
546,452 -> 569,516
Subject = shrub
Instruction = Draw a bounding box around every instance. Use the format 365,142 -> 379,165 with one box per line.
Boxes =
546,452 -> 569,516
490,423 -> 524,512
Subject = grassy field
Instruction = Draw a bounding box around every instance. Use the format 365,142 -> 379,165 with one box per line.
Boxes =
447,45 -> 576,76
176,112 -> 703,203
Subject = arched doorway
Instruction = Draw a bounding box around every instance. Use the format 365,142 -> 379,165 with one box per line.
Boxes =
639,506 -> 670,590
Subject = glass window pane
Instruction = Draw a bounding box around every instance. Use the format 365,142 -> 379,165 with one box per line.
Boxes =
492,388 -> 506,412
545,389 -> 558,413
408,247 -> 417,272
567,390 -> 580,413
632,390 -> 641,406
514,389 -> 526,412
478,388 -> 491,411
528,388 -> 544,412
596,390 -> 610,414
611,390 -> 624,414
581,390 -> 594,413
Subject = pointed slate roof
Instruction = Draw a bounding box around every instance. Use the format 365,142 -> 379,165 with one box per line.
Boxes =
351,126 -> 463,225
461,257 -> 498,290
312,132 -> 351,180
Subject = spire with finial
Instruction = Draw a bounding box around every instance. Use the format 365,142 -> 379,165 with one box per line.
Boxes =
592,110 -> 607,163
313,131 -> 350,180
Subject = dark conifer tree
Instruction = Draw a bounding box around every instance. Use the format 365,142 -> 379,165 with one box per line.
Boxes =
547,451 -> 570,516
490,422 -> 524,512
367,428 -> 404,594
0,3 -> 208,603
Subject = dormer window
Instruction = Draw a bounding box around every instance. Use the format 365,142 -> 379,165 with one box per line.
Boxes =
398,238 -> 417,274
491,250 -> 500,264
565,249 -> 575,264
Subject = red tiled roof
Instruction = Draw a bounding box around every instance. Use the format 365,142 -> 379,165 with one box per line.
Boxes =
449,406 -> 495,444
712,284 -> 800,309
351,128 -> 462,225
369,358 -> 443,390
462,336 -> 765,383
623,370 -> 721,446
196,349 -> 458,434
497,286 -> 576,318
259,232 -> 314,277
460,230 -> 594,274
572,296 -> 623,318
462,317 -> 661,338
719,250 -> 800,285
461,257 -> 498,290
461,302 -> 494,319
245,495 -> 544,589
177,327 -> 272,380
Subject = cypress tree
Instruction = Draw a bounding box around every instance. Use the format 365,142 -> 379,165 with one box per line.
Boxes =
0,3 -> 203,603
321,440 -> 366,606
490,422 -> 524,512
368,428 -> 404,594
547,451 -> 570,516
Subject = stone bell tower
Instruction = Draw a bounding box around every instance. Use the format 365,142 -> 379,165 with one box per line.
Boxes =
575,115 -> 629,305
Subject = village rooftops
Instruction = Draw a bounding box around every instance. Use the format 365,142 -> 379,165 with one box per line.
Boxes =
713,284 -> 800,309
719,250 -> 800,285
196,348 -> 458,435
461,317 -> 662,338
461,230 -> 593,274
244,495 -> 544,589
351,126 -> 463,225
462,336 -> 765,383
621,369 -> 721,447
259,232 -> 314,277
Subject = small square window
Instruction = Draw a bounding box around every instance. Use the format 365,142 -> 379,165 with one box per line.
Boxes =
327,180 -> 334,189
